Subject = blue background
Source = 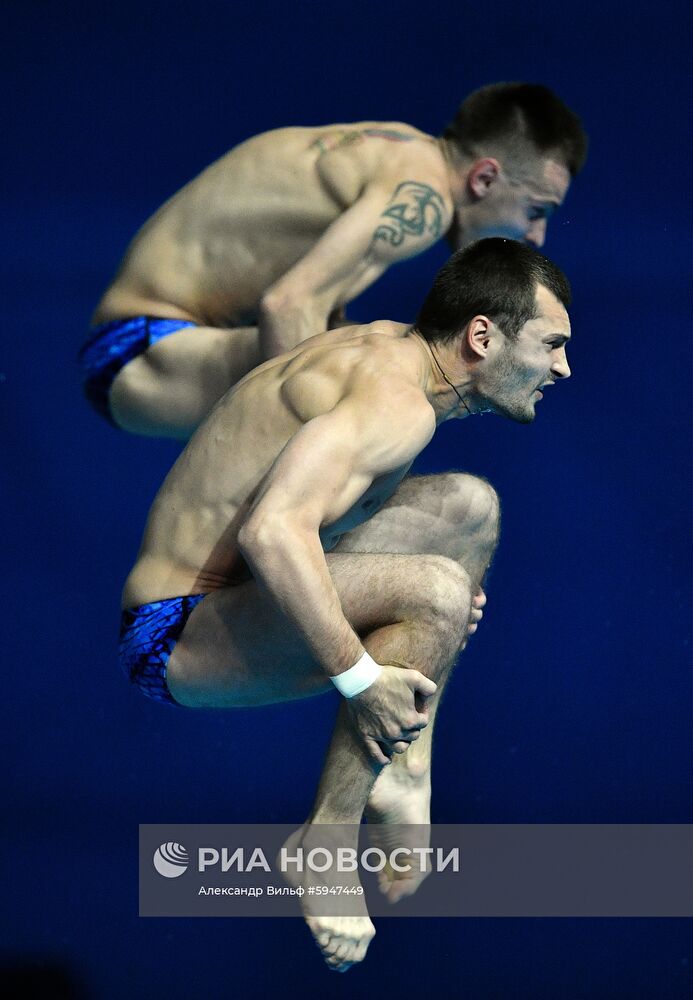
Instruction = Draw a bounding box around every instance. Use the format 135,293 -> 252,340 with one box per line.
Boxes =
3,0 -> 691,996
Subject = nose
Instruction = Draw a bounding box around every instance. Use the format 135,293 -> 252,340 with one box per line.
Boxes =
551,348 -> 571,380
525,218 -> 547,249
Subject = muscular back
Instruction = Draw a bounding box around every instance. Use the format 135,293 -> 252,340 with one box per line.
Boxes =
122,321 -> 435,607
94,123 -> 451,327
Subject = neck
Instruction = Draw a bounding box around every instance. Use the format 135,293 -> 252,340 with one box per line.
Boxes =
411,331 -> 476,422
437,136 -> 466,187
436,137 -> 473,246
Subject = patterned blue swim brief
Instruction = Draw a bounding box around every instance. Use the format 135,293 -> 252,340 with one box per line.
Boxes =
119,594 -> 207,706
78,316 -> 197,425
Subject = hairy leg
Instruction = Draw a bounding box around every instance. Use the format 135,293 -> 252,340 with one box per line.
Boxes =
166,549 -> 470,707
287,556 -> 470,971
336,473 -> 501,900
166,549 -> 471,970
109,325 -> 263,439
336,471 -> 500,584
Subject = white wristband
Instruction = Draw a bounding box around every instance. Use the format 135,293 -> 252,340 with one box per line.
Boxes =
331,651 -> 382,698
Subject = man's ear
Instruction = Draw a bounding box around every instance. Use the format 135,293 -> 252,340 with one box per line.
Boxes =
466,316 -> 493,359
467,158 -> 501,200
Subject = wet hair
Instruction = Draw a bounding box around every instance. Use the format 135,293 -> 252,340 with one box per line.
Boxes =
415,238 -> 571,345
443,82 -> 588,177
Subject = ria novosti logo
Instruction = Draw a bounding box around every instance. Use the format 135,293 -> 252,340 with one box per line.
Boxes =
153,842 -> 189,878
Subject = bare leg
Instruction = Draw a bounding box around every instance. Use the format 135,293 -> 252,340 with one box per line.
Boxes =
336,472 -> 500,581
109,325 -> 263,439
336,473 -> 500,901
166,548 -> 471,970
285,562 -> 472,971
167,474 -> 496,962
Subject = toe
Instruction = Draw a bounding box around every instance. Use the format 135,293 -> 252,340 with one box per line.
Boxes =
353,937 -> 372,963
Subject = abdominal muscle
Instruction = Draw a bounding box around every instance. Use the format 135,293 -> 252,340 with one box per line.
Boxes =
122,529 -> 341,610
121,328 -> 415,611
120,554 -> 228,610
121,473 -> 402,611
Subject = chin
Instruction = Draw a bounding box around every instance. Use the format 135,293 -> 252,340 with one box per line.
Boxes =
509,410 -> 535,425
494,400 -> 536,424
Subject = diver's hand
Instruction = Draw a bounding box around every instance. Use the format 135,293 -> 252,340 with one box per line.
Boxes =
346,664 -> 436,765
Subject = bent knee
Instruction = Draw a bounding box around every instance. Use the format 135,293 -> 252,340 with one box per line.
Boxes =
416,554 -> 472,629
441,473 -> 500,543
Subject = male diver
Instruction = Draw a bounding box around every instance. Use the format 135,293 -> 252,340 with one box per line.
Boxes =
119,239 -> 572,970
81,83 -> 584,439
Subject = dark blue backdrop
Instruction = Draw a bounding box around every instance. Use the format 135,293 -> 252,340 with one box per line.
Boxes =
3,1 -> 691,997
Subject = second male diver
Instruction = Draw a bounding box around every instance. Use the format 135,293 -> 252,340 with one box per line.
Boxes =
81,83 -> 585,438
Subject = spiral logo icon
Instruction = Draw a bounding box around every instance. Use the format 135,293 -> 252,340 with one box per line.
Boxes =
153,842 -> 189,878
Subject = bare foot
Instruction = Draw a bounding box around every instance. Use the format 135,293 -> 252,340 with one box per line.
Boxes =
365,755 -> 432,904
460,588 -> 486,651
279,825 -> 375,973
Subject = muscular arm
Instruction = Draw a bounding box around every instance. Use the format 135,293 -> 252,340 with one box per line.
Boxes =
258,179 -> 450,357
237,387 -> 435,674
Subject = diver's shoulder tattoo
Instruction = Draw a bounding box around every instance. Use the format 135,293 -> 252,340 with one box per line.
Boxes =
372,181 -> 446,249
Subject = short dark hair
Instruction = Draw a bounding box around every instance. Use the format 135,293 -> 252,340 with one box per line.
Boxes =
415,238 -> 571,345
443,82 -> 588,177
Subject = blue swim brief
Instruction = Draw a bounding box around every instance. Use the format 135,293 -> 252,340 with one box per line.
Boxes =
119,594 -> 207,706
78,316 -> 197,425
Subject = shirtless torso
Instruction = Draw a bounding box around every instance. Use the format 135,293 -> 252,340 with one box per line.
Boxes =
122,319 -> 434,609
94,123 -> 451,329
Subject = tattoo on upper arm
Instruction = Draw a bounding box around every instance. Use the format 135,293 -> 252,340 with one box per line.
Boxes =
372,182 -> 446,249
